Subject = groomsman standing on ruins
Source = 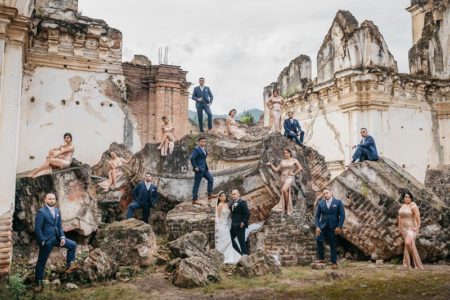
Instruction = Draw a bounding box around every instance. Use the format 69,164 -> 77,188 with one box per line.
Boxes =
192,77 -> 214,132
190,136 -> 216,204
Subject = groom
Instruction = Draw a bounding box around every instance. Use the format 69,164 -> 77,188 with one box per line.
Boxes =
229,189 -> 250,255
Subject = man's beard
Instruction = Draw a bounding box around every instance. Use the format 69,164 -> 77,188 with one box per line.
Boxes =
46,202 -> 56,207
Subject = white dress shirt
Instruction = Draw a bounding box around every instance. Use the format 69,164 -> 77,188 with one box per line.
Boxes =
326,199 -> 332,209
46,205 -> 56,218
145,182 -> 151,190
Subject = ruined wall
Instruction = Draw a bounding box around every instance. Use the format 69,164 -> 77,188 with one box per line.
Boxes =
18,68 -> 142,172
317,10 -> 397,84
263,9 -> 450,182
263,55 -> 311,127
408,0 -> 450,79
123,57 -> 191,144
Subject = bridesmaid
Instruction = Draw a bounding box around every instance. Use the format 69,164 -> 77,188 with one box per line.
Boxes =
266,149 -> 302,215
98,151 -> 131,191
226,109 -> 246,139
266,89 -> 284,133
398,191 -> 424,269
157,116 -> 177,156
28,133 -> 74,178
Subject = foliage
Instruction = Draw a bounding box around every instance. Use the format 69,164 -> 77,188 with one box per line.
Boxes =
6,274 -> 26,300
240,110 -> 254,124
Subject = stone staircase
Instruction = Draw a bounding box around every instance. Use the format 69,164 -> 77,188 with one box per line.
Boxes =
330,159 -> 449,261
0,209 -> 13,276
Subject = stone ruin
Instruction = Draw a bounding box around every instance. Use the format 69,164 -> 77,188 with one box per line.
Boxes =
3,0 -> 450,288
12,123 -> 450,287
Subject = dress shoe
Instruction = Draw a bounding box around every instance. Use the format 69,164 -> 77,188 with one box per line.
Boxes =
332,264 -> 338,269
192,200 -> 202,205
208,193 -> 218,200
65,263 -> 78,274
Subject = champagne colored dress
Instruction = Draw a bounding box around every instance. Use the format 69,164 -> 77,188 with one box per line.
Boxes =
398,203 -> 423,268
272,158 -> 299,215
33,145 -> 74,177
227,116 -> 246,139
268,96 -> 283,133
158,125 -> 175,156
98,158 -> 125,191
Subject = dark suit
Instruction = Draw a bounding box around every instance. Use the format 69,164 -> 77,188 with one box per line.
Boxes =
190,146 -> 213,200
127,181 -> 159,223
352,135 -> 379,162
229,198 -> 250,255
192,85 -> 214,132
34,206 -> 76,282
314,198 -> 345,264
283,118 -> 304,145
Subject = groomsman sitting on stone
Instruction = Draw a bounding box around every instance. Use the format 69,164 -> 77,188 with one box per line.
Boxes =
351,127 -> 379,163
34,193 -> 77,292
315,188 -> 345,269
190,136 -> 216,205
127,173 -> 159,223
283,111 -> 305,145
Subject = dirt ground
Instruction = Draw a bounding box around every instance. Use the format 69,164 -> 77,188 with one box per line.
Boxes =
8,261 -> 450,300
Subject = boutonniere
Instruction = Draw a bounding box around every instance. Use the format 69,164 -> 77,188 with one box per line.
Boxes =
232,203 -> 238,210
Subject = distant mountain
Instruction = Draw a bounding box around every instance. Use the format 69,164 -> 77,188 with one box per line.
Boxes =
188,108 -> 263,124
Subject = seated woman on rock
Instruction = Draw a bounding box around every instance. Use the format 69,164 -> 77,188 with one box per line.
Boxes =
28,133 -> 74,178
157,116 -> 177,156
98,151 -> 131,191
225,109 -> 247,139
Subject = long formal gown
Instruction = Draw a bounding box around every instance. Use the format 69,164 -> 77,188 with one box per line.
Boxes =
398,203 -> 423,268
158,125 -> 175,156
272,158 -> 298,216
98,158 -> 125,191
268,96 -> 283,133
215,204 -> 242,264
227,116 -> 246,139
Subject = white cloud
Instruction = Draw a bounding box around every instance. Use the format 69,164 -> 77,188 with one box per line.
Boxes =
79,0 -> 412,114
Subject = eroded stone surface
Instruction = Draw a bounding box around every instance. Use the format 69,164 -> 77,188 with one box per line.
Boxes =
15,165 -> 99,238
424,165 -> 450,206
235,249 -> 281,277
95,218 -> 157,267
329,158 -> 450,261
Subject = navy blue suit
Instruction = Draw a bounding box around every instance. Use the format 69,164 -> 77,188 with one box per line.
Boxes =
34,206 -> 76,282
315,198 -> 345,264
229,199 -> 250,255
190,146 -> 213,200
127,181 -> 159,223
283,118 -> 304,145
192,85 -> 214,132
352,135 -> 379,162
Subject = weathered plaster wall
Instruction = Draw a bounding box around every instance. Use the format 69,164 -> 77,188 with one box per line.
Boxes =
18,67 -> 141,172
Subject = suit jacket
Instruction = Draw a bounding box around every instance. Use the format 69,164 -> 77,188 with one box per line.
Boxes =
190,146 -> 209,172
283,118 -> 302,137
357,135 -> 379,160
133,181 -> 159,208
230,198 -> 250,228
34,206 -> 65,244
192,86 -> 213,108
314,198 -> 345,230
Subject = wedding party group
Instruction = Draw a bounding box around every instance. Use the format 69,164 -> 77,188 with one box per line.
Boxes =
28,76 -> 424,292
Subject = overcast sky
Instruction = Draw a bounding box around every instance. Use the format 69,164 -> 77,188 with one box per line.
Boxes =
79,0 -> 413,114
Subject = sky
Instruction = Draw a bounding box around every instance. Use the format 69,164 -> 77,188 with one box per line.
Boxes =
79,0 -> 413,114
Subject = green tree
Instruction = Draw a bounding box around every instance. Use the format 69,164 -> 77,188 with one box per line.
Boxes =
240,110 -> 254,124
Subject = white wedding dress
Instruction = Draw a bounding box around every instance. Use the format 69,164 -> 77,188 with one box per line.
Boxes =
215,205 -> 242,264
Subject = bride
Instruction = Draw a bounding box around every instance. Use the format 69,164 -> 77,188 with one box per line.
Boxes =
215,191 -> 241,264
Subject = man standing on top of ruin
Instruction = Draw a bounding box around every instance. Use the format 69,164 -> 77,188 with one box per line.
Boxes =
351,128 -> 379,163
192,77 -> 214,132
